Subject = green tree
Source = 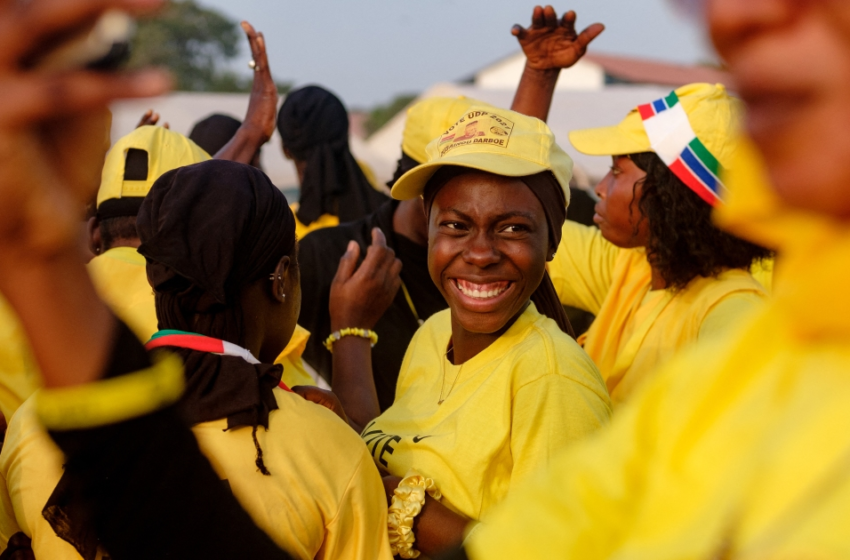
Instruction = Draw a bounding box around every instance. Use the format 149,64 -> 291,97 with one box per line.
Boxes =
365,93 -> 418,137
128,0 -> 290,93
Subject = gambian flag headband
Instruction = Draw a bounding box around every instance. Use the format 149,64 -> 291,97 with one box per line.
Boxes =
638,91 -> 725,206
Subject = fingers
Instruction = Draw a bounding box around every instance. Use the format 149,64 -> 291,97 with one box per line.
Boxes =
162,121 -> 170,129
0,69 -> 171,126
510,24 -> 526,39
332,240 -> 361,286
529,5 -> 545,28
0,0 -> 164,66
542,5 -> 557,28
577,23 -> 606,48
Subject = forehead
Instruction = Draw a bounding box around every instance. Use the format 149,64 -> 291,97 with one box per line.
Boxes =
431,171 -> 544,218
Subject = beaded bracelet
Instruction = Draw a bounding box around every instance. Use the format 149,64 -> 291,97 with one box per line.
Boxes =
323,328 -> 378,353
387,469 -> 442,559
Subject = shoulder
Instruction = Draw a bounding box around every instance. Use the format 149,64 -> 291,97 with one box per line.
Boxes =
271,389 -> 373,464
682,269 -> 767,317
506,310 -> 607,399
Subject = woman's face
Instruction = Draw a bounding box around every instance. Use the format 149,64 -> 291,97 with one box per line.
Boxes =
428,172 -> 549,335
593,156 -> 650,249
708,0 -> 850,218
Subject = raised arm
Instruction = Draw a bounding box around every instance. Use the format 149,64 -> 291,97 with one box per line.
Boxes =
510,6 -> 604,122
328,228 -> 402,432
214,21 -> 278,163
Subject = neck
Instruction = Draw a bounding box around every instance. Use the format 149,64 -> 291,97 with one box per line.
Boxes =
650,265 -> 667,290
103,237 -> 141,252
392,199 -> 428,246
448,303 -> 527,365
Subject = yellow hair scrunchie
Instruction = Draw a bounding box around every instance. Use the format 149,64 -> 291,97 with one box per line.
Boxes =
387,469 -> 442,559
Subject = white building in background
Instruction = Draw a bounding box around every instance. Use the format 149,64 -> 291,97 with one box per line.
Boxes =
107,52 -> 730,192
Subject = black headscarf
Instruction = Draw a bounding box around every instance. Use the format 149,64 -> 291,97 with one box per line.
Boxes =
277,85 -> 388,225
188,113 -> 242,157
137,160 -> 297,474
423,167 -> 574,337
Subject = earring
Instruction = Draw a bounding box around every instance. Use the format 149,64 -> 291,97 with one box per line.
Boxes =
269,273 -> 281,281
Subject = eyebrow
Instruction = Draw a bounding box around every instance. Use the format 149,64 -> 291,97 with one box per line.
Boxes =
441,207 -> 538,223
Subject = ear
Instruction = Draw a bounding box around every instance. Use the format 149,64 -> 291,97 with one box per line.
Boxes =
87,216 -> 102,255
270,256 -> 291,303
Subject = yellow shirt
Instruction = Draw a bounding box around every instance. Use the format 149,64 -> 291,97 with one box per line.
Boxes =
87,247 -> 158,341
362,304 -> 611,522
274,325 -> 317,388
290,202 -> 339,240
0,299 -> 40,424
0,389 -> 392,560
468,308 -> 850,558
549,221 -> 767,406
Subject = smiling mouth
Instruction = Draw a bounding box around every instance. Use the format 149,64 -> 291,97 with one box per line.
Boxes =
454,279 -> 511,300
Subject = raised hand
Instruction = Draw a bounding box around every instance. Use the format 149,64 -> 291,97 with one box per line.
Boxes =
136,108 -> 170,129
241,21 -> 277,144
0,0 -> 171,267
330,228 -> 403,332
512,6 -> 605,72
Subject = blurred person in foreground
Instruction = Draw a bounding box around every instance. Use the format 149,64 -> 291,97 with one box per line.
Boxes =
301,5 -> 606,415
443,0 -> 850,558
548,83 -> 771,408
0,0 -> 319,557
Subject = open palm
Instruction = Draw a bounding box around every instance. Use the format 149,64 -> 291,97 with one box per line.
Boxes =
513,6 -> 605,71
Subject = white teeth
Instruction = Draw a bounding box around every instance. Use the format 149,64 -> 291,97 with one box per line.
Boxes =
456,281 -> 508,299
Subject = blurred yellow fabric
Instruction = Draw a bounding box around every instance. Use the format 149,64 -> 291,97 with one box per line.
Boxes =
468,139 -> 850,558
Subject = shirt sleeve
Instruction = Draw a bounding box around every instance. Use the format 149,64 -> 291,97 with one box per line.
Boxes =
318,449 -> 393,560
548,221 -> 620,314
509,372 -> 611,489
699,291 -> 765,342
0,406 -> 82,559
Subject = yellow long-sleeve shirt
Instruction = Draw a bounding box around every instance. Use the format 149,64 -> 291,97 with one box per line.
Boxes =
549,221 -> 767,406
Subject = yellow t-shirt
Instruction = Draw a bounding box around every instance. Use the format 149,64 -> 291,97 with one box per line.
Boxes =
361,303 -> 611,522
0,389 -> 392,560
0,299 -> 40,424
468,307 -> 850,558
290,202 -> 339,241
549,221 -> 767,406
274,325 -> 317,388
87,247 -> 158,341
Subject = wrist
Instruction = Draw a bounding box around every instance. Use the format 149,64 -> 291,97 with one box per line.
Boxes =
522,63 -> 561,83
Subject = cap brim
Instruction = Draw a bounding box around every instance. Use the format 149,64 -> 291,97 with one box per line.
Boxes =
569,122 -> 652,157
391,152 -> 549,200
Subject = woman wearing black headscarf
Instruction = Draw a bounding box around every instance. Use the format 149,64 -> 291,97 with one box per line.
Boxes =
35,160 -> 393,560
277,85 -> 388,238
329,106 -> 612,558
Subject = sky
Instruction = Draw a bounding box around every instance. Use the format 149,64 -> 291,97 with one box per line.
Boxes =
197,0 -> 714,109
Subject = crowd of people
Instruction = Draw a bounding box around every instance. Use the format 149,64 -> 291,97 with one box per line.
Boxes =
0,0 -> 848,558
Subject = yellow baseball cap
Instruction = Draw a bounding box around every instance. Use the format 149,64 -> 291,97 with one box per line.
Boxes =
97,125 -> 211,218
392,105 -> 573,203
569,83 -> 742,205
402,97 -> 495,164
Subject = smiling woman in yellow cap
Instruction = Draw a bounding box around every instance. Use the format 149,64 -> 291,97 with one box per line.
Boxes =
350,105 -> 611,558
548,83 -> 772,406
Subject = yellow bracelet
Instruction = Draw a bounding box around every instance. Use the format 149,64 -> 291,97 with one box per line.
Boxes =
387,469 -> 442,559
323,328 -> 378,353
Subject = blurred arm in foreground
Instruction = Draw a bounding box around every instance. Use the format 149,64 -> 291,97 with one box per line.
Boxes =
0,0 -> 290,557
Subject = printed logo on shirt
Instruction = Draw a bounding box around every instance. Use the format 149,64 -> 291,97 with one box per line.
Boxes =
362,422 -> 436,468
438,111 -> 514,157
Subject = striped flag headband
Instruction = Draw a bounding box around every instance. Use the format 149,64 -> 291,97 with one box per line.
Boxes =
638,91 -> 725,206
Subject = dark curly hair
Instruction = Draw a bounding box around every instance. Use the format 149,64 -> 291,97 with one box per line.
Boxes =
629,152 -> 772,290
